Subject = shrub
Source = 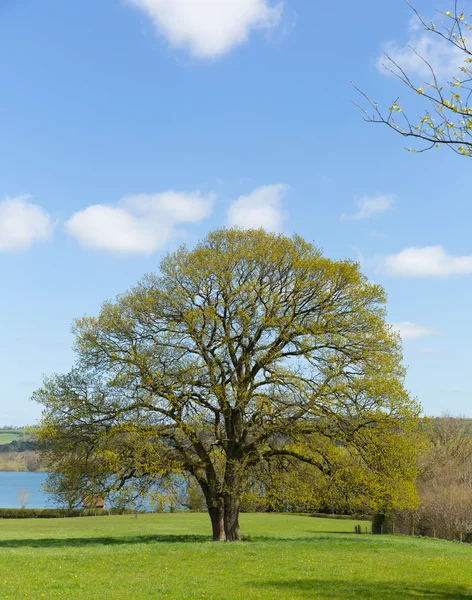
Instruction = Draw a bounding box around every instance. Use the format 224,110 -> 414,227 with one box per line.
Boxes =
0,508 -> 104,519
310,512 -> 371,521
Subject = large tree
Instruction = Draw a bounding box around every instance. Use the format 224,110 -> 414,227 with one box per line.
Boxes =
356,2 -> 472,157
35,228 -> 420,540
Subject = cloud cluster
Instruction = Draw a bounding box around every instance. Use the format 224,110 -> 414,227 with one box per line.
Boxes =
126,0 -> 283,59
1,184 -> 289,255
341,194 -> 395,221
378,16 -> 463,79
391,321 -> 439,341
65,191 -> 214,255
227,184 -> 288,232
381,245 -> 472,278
0,195 -> 54,251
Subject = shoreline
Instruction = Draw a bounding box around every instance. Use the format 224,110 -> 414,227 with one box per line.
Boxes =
0,451 -> 46,473
0,469 -> 47,473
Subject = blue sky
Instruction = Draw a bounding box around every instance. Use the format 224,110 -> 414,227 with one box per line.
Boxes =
0,0 -> 470,425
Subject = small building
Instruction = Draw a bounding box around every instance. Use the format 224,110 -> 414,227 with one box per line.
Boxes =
82,496 -> 106,509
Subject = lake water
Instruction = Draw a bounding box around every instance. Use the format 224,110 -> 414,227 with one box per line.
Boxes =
0,471 -> 50,508
0,472 -> 187,510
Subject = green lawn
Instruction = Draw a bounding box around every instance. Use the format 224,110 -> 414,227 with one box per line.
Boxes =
0,513 -> 471,599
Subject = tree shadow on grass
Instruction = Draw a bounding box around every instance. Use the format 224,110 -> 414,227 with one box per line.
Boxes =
0,534 -> 209,548
249,579 -> 472,599
249,534 -> 381,543
250,578 -> 472,599
0,531 -> 380,549
302,531 -> 371,536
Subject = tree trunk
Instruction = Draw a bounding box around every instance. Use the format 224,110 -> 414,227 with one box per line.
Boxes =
207,496 -> 226,541
205,493 -> 245,541
209,504 -> 225,541
224,494 -> 243,541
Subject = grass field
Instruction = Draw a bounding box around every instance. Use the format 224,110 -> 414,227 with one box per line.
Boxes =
1,513 -> 471,599
0,429 -> 29,444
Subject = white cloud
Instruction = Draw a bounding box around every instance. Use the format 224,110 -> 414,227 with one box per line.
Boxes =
66,191 -> 214,255
381,245 -> 472,277
0,195 -> 53,251
391,321 -> 439,341
120,191 -> 212,222
341,194 -> 395,221
227,184 -> 288,232
378,17 -> 464,79
126,0 -> 283,59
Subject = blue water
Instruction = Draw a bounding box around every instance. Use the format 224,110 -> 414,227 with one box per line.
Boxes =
0,471 -> 50,508
0,472 -> 189,510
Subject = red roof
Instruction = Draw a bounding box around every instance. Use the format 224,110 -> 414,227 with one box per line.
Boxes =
82,496 -> 106,509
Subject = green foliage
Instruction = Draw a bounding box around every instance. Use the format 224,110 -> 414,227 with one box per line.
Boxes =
309,512 -> 371,520
242,425 -> 423,515
181,477 -> 206,511
357,4 -> 472,157
0,439 -> 38,453
0,507 -> 147,518
0,508 -> 93,518
34,228 -> 422,540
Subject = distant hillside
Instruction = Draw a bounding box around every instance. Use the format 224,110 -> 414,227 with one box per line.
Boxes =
0,429 -> 42,471
0,439 -> 37,453
0,428 -> 31,445
0,428 -> 37,454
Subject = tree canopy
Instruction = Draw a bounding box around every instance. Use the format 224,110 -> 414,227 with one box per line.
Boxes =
356,1 -> 472,158
35,228 -> 421,540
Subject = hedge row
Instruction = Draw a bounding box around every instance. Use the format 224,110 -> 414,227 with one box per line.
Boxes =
0,507 -> 372,520
310,512 -> 371,521
0,440 -> 37,453
0,507 -> 152,518
0,508 -> 116,519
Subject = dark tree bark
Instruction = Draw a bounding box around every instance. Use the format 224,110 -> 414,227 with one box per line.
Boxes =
223,494 -> 243,541
208,499 -> 226,541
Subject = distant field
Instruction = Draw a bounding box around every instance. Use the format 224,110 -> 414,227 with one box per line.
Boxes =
0,429 -> 30,445
0,513 -> 471,599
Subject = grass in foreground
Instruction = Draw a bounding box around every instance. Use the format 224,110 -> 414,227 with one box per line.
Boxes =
0,513 -> 471,599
